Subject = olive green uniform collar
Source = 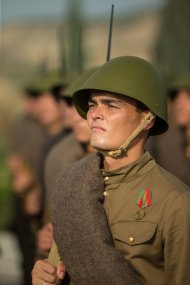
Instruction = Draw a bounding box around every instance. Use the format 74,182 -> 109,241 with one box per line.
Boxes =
101,151 -> 156,182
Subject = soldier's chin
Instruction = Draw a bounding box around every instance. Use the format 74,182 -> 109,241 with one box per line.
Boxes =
90,142 -> 115,151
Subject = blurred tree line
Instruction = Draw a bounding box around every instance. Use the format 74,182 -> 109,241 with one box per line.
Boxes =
60,0 -> 190,81
59,0 -> 190,82
155,0 -> 190,81
58,0 -> 84,78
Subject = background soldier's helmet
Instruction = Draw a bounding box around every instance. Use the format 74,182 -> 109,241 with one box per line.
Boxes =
63,68 -> 98,99
168,73 -> 190,99
73,56 -> 168,135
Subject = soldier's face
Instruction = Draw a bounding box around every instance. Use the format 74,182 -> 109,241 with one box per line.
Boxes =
37,93 -> 62,127
173,89 -> 190,127
72,108 -> 90,143
87,91 -> 145,151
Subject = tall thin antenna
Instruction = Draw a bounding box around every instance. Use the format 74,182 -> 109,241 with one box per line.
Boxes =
106,4 -> 114,62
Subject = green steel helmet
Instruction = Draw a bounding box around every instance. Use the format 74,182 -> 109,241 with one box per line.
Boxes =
168,72 -> 190,99
25,71 -> 65,94
73,56 -> 168,135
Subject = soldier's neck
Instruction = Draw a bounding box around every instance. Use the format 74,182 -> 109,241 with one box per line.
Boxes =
46,120 -> 63,135
103,145 -> 145,171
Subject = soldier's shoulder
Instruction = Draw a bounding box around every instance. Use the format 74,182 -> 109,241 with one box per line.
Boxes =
46,133 -> 76,161
56,152 -> 102,184
153,163 -> 190,196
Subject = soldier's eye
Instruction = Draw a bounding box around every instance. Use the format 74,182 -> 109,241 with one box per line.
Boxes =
88,102 -> 95,108
108,103 -> 118,108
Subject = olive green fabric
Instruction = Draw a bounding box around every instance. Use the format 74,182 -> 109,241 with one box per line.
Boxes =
73,56 -> 168,135
102,151 -> 190,285
48,240 -> 61,267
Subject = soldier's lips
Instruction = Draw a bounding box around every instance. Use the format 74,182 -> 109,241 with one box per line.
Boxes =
91,125 -> 106,132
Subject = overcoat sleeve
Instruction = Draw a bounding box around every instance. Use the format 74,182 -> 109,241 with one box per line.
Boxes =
50,153 -> 142,285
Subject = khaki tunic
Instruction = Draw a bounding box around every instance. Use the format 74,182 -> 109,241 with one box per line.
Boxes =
102,151 -> 190,285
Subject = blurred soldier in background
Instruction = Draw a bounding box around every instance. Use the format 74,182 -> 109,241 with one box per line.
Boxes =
171,74 -> 190,158
35,74 -> 71,200
36,69 -> 95,259
147,73 -> 190,186
8,86 -> 47,285
33,74 -> 72,258
8,72 -> 70,285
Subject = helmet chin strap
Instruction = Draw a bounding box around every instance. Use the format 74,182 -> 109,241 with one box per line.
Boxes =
99,112 -> 155,158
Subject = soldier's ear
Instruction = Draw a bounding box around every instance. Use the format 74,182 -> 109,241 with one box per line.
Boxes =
142,114 -> 156,131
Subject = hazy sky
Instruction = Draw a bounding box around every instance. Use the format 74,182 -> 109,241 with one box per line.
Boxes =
1,0 -> 166,25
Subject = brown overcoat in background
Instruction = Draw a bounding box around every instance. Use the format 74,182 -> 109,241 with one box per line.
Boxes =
43,133 -> 87,225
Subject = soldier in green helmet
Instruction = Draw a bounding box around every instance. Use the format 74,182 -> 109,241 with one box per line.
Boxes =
32,56 -> 190,285
147,72 -> 190,186
35,69 -> 95,259
169,73 -> 190,159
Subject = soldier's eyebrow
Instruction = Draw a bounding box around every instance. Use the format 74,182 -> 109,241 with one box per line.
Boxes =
101,98 -> 122,105
88,97 -> 97,104
88,97 -> 123,105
